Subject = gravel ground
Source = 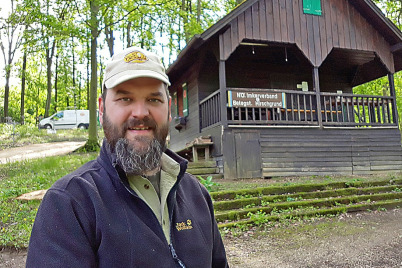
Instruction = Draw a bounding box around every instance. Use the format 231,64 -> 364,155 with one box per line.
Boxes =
1,209 -> 401,267
223,209 -> 402,268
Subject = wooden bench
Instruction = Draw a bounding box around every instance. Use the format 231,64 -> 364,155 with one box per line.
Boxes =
191,142 -> 213,162
175,137 -> 213,162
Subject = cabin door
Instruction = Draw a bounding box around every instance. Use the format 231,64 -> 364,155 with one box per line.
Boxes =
234,132 -> 261,178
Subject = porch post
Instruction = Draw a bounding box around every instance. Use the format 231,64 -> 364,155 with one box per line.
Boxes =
219,34 -> 228,127
313,67 -> 323,128
388,73 -> 400,126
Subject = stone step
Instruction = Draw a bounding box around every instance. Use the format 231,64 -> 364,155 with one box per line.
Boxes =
218,199 -> 402,229
187,161 -> 217,168
210,178 -> 402,201
214,191 -> 402,223
213,185 -> 402,211
186,167 -> 219,175
194,174 -> 224,180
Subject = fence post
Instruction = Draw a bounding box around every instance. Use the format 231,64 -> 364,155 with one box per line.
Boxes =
388,73 -> 399,126
313,67 -> 323,128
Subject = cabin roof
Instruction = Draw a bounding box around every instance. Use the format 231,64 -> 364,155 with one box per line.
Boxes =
167,0 -> 402,78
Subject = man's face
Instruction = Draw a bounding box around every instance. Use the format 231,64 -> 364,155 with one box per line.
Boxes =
99,77 -> 170,174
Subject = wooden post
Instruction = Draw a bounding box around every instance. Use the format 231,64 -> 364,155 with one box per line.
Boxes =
313,67 -> 323,128
219,34 -> 228,127
388,73 -> 399,126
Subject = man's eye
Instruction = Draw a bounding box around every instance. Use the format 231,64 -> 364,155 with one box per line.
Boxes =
119,98 -> 131,102
149,98 -> 162,103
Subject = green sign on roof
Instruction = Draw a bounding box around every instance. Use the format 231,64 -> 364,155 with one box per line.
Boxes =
303,0 -> 322,16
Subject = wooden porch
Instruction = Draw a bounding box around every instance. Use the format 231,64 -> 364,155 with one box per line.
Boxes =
200,88 -> 398,129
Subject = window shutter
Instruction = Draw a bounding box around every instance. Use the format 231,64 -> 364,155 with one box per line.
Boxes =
182,83 -> 189,117
303,0 -> 322,16
172,91 -> 178,118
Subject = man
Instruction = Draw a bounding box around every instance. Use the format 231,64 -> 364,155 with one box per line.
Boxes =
26,47 -> 228,268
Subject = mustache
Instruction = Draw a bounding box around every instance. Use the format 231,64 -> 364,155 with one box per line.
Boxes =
123,117 -> 157,131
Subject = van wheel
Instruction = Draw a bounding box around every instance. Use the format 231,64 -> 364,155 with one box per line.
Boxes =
44,124 -> 52,129
78,124 -> 87,129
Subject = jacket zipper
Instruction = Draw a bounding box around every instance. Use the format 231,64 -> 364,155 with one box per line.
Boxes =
116,164 -> 187,267
169,243 -> 186,268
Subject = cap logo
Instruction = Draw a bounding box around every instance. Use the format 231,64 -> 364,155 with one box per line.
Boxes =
124,51 -> 148,63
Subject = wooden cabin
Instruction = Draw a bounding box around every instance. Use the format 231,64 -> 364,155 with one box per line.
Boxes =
167,0 -> 402,178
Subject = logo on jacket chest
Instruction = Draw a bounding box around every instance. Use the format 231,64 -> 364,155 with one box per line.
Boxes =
175,219 -> 193,231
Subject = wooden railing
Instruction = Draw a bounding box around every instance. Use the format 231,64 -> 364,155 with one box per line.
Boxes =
226,89 -> 318,126
320,93 -> 396,127
200,91 -> 221,129
199,88 -> 397,130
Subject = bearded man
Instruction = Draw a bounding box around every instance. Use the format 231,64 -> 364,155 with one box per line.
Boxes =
26,47 -> 228,268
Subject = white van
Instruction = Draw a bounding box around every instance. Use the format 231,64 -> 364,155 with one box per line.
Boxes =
39,110 -> 90,130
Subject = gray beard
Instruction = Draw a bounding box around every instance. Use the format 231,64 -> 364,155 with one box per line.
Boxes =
114,137 -> 164,176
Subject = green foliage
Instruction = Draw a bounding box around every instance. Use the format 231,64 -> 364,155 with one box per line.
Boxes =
247,210 -> 269,226
198,175 -> 221,192
0,152 -> 98,248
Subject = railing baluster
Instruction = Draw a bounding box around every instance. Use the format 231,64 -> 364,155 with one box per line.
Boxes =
335,96 -> 340,122
323,96 -> 328,122
387,98 -> 392,124
309,95 -> 313,122
376,97 -> 381,124
329,96 -> 333,122
356,97 -> 361,123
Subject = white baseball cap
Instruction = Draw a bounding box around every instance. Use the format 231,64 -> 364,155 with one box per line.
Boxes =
103,47 -> 170,89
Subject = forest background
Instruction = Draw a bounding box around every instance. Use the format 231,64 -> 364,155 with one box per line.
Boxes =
0,0 -> 401,149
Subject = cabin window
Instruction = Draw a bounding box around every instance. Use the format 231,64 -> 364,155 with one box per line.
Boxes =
303,0 -> 322,16
171,83 -> 189,118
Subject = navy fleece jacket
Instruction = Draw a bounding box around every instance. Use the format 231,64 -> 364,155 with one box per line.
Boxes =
26,142 -> 228,267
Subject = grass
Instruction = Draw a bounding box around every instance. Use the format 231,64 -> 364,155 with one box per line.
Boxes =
0,152 -> 98,249
0,131 -> 400,249
212,174 -> 395,192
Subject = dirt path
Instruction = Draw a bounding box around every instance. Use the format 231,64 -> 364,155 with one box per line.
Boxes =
0,141 -> 85,164
223,209 -> 402,268
1,209 -> 401,267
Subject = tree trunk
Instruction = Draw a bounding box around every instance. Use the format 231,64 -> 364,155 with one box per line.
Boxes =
72,37 -> 76,108
54,55 -> 59,111
44,41 -> 56,117
3,68 -> 10,122
126,21 -> 132,47
105,25 -> 114,57
87,0 -> 100,149
181,0 -> 190,43
20,51 -> 27,124
87,37 -> 90,110
197,0 -> 201,23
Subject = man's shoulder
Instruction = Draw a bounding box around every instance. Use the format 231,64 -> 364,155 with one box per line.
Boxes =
50,158 -> 104,193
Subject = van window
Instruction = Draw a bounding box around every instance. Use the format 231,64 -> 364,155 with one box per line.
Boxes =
54,111 -> 64,120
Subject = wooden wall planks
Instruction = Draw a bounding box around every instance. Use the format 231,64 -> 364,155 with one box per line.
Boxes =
220,0 -> 394,72
258,127 -> 402,177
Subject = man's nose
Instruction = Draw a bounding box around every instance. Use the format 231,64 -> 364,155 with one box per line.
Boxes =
130,102 -> 150,118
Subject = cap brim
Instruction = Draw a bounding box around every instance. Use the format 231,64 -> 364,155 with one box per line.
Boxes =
104,70 -> 171,88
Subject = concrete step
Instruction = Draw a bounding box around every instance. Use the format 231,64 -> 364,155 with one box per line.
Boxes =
186,167 -> 219,175
187,161 -> 217,168
218,199 -> 402,229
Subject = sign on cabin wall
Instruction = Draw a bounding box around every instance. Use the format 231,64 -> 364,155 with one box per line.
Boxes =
228,90 -> 286,108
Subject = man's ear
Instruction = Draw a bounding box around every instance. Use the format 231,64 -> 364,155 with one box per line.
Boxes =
98,96 -> 104,125
168,96 -> 172,122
